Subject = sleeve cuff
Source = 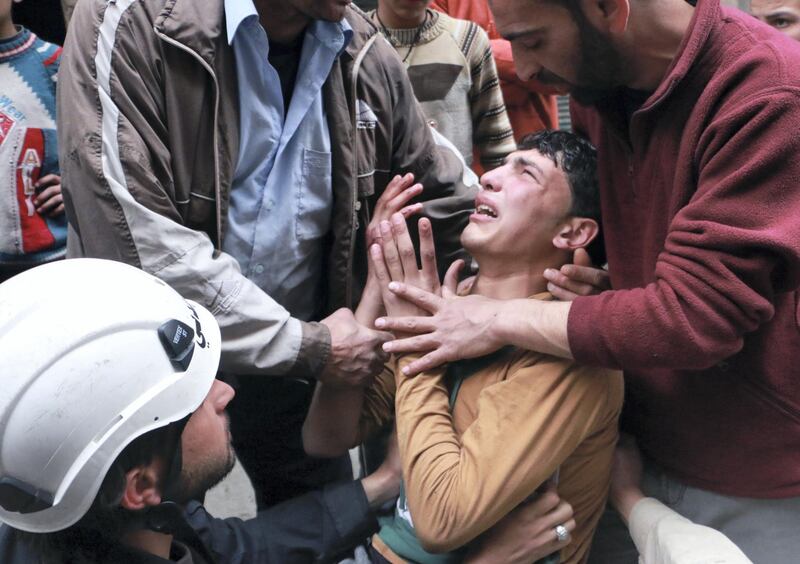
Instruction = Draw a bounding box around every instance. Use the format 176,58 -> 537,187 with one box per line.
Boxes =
567,295 -> 618,369
284,319 -> 331,379
321,480 -> 379,547
628,497 -> 687,555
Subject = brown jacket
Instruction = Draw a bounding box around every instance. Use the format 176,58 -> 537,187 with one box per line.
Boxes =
57,0 -> 475,378
359,302 -> 623,562
61,0 -> 76,26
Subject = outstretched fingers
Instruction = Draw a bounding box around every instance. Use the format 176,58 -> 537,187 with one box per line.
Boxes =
399,202 -> 424,218
390,183 -> 423,211
370,243 -> 392,287
418,218 -> 440,292
391,213 -> 419,282
400,349 -> 452,376
376,316 -> 438,336
382,173 -> 416,202
387,282 -> 442,314
380,220 -> 404,281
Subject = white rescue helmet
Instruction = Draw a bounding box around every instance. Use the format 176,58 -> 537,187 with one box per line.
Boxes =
0,259 -> 221,533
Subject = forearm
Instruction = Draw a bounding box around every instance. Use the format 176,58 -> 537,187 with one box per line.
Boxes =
186,481 -> 378,564
394,362 -> 467,551
66,185 -> 327,377
355,276 -> 384,329
629,498 -> 753,564
568,93 -> 800,372
303,383 -> 365,458
361,468 -> 400,510
57,0 -> 325,378
493,299 -> 573,360
611,488 -> 645,526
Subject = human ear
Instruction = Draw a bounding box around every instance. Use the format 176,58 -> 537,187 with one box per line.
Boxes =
579,0 -> 630,34
119,464 -> 164,511
552,217 -> 599,251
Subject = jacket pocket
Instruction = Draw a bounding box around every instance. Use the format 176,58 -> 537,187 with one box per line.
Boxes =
296,148 -> 333,240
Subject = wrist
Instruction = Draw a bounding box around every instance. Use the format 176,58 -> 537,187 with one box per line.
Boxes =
502,299 -> 573,359
490,299 -> 522,349
612,488 -> 644,524
361,468 -> 400,509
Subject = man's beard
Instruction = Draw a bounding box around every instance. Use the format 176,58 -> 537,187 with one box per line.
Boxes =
538,10 -> 628,107
170,412 -> 237,503
173,443 -> 237,503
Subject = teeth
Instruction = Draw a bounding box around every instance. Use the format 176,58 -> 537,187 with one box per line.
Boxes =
476,204 -> 497,218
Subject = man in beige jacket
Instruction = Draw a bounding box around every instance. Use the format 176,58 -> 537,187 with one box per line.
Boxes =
58,0 -> 475,509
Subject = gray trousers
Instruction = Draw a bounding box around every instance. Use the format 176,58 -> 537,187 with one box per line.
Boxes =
588,460 -> 800,564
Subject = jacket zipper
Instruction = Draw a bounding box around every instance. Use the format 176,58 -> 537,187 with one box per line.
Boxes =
153,28 -> 224,250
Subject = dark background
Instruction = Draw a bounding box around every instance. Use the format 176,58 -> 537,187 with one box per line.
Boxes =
12,0 -> 67,45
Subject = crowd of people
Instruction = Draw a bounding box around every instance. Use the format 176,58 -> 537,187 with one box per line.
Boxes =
1,0 -> 799,562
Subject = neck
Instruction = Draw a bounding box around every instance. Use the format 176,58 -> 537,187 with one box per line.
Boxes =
122,528 -> 174,560
470,252 -> 567,300
377,4 -> 426,29
624,0 -> 696,91
256,0 -> 310,45
0,18 -> 16,40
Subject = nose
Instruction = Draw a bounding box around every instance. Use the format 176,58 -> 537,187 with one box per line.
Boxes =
210,379 -> 235,412
510,43 -> 543,82
479,167 -> 503,192
517,59 -> 543,82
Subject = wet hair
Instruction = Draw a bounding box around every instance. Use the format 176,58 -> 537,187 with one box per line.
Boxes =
518,130 -> 605,264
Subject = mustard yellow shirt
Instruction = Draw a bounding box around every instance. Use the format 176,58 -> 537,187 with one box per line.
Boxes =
358,296 -> 624,563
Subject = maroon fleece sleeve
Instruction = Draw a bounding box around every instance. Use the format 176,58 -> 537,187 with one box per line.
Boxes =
568,90 -> 800,371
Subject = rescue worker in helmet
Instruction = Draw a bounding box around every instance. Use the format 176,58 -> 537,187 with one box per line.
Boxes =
0,258 -> 574,563
0,258 -> 389,563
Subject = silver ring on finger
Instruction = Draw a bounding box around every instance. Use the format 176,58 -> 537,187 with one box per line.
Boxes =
554,524 -> 569,542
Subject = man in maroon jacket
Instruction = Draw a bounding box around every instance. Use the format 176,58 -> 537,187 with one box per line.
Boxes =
372,0 -> 800,561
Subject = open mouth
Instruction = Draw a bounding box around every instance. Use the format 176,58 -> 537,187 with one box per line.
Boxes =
475,203 -> 498,219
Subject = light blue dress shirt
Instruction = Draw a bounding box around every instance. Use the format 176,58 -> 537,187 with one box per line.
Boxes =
222,0 -> 352,321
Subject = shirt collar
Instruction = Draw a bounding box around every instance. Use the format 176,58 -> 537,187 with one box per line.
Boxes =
225,0 -> 352,53
308,18 -> 353,55
225,0 -> 258,45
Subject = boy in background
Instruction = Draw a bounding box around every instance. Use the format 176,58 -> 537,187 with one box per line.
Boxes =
0,0 -> 66,282
369,0 -> 516,172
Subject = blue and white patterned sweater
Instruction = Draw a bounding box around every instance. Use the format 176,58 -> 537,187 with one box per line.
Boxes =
0,26 -> 66,269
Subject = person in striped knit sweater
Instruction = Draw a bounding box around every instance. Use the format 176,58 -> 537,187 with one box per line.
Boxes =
369,0 -> 515,172
0,0 -> 66,283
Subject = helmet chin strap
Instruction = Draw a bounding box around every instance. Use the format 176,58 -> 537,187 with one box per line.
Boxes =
137,419 -> 214,561
159,420 -> 187,504
142,416 -> 190,535
143,501 -> 187,536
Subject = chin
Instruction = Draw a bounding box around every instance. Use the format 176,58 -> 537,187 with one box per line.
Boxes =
318,2 -> 349,22
460,229 -> 485,257
175,446 -> 237,502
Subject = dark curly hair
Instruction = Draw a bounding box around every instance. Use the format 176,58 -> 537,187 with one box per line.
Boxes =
517,130 -> 605,264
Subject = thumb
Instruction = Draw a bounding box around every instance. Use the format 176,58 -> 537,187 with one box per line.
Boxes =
572,248 -> 594,268
443,259 -> 465,296
372,329 -> 395,343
